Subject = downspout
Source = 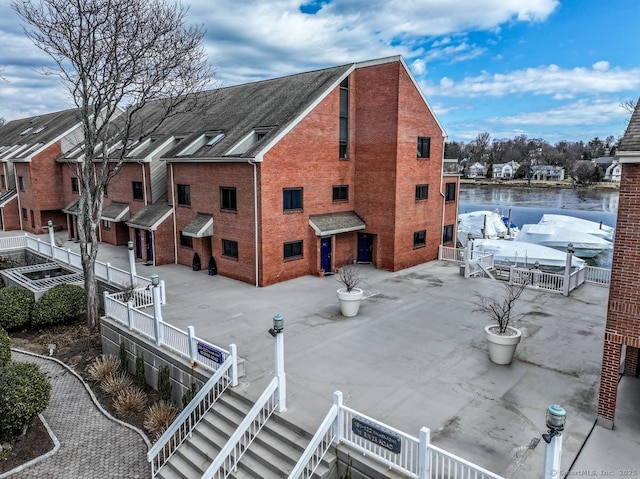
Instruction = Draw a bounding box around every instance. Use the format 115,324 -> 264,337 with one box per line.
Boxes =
248,159 -> 259,287
170,162 -> 178,264
140,161 -> 148,205
439,137 -> 447,247
13,166 -> 23,230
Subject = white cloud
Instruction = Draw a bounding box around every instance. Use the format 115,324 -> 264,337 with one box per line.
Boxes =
427,64 -> 640,98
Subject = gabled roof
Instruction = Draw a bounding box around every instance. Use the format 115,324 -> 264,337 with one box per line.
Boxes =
309,211 -> 366,236
617,99 -> 640,163
0,189 -> 17,207
182,213 -> 213,237
145,63 -> 352,162
0,108 -> 82,162
101,202 -> 130,222
126,199 -> 172,231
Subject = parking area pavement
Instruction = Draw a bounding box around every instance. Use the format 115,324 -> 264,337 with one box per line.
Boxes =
9,233 -> 640,478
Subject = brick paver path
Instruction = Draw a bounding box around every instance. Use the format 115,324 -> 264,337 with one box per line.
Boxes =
8,350 -> 150,479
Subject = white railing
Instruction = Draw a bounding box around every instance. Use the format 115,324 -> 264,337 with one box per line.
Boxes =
290,391 -> 504,479
148,356 -> 237,477
510,267 -> 564,293
438,245 -> 465,262
0,235 -> 28,251
109,288 -> 153,308
202,377 -> 279,479
585,266 -> 611,286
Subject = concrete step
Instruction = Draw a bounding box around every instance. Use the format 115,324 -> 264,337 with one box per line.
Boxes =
157,388 -> 336,479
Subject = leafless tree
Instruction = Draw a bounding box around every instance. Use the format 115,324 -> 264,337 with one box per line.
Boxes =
13,0 -> 214,327
474,281 -> 528,334
337,263 -> 362,292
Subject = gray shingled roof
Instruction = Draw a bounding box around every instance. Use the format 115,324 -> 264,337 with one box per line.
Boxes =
309,211 -> 366,236
618,98 -> 640,152
101,202 -> 130,222
125,63 -> 352,161
126,200 -> 172,230
182,213 -> 213,237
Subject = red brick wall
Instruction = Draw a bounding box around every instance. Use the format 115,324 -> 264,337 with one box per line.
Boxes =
1,198 -> 20,231
152,218 -> 175,266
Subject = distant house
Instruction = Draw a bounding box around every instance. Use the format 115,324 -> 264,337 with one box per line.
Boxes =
530,165 -> 565,181
604,161 -> 622,182
492,161 -> 519,179
467,162 -> 487,178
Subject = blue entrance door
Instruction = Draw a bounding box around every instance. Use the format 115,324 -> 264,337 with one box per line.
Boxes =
357,233 -> 373,263
135,229 -> 143,259
320,237 -> 332,272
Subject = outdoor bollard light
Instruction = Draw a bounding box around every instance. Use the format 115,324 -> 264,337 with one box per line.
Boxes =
151,274 -> 160,287
543,404 -> 566,479
269,314 -> 284,337
128,240 -> 133,250
270,314 -> 286,412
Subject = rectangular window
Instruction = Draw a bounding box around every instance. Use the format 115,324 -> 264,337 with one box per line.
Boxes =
415,184 -> 428,200
445,182 -> 456,201
0,174 -> 5,189
102,220 -> 111,230
413,230 -> 426,247
339,77 -> 349,158
332,185 -> 349,202
179,232 -> 193,248
21,208 -> 28,220
417,137 -> 431,158
284,240 -> 303,259
283,187 -> 303,211
220,187 -> 237,211
18,176 -> 24,191
132,181 -> 144,200
442,224 -> 454,244
177,184 -> 191,206
71,177 -> 79,193
222,239 -> 239,259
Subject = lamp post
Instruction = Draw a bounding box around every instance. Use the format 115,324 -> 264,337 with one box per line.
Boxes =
563,243 -> 575,296
47,220 -> 55,257
127,240 -> 137,287
269,314 -> 286,412
542,404 -> 566,479
151,274 -> 163,346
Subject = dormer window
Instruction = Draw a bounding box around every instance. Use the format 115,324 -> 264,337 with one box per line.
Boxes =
32,126 -> 47,135
226,128 -> 272,155
19,127 -> 33,136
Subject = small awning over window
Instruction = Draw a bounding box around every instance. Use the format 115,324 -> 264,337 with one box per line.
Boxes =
182,214 -> 213,238
62,198 -> 80,215
101,202 -> 130,222
309,211 -> 366,236
126,201 -> 172,231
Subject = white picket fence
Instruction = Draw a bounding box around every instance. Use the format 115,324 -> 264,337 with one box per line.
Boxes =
289,391 -> 504,479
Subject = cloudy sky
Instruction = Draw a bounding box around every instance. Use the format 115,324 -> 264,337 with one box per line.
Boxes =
1,0 -> 638,143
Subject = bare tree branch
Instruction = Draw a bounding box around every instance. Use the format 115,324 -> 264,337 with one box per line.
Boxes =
12,0 -> 214,327
474,281 -> 528,334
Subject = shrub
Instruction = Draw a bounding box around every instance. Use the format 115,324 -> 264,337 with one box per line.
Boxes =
0,286 -> 33,330
31,284 -> 86,327
119,342 -> 129,373
157,364 -> 172,402
113,387 -> 147,416
100,372 -> 133,396
87,354 -> 120,382
0,362 -> 51,440
135,353 -> 146,389
144,400 -> 178,440
0,327 -> 10,367
182,382 -> 198,409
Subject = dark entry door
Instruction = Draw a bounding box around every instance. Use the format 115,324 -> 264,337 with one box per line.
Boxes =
357,233 -> 373,263
320,237 -> 332,272
145,230 -> 154,262
135,228 -> 143,259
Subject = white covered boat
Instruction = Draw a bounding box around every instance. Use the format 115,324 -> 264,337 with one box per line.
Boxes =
516,224 -> 612,258
538,214 -> 615,241
458,210 -> 517,246
471,238 -> 586,269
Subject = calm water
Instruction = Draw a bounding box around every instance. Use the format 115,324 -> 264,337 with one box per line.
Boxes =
459,185 -> 619,267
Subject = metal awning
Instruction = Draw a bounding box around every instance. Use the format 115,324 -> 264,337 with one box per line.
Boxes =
308,211 -> 366,236
62,198 -> 79,215
101,202 -> 130,222
126,202 -> 172,231
182,214 -> 213,238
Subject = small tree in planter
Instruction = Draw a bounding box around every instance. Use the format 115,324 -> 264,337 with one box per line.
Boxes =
336,263 -> 364,317
474,280 -> 528,365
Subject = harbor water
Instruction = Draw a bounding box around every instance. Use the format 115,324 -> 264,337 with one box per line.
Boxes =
459,185 -> 618,267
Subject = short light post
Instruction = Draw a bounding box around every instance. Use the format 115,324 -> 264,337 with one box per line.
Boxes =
47,220 -> 55,257
151,274 -> 163,346
542,404 -> 566,479
127,240 -> 137,287
563,243 -> 575,296
269,314 -> 286,412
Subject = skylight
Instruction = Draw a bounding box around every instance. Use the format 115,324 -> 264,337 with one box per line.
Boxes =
206,133 -> 225,146
19,127 -> 33,136
32,126 -> 47,134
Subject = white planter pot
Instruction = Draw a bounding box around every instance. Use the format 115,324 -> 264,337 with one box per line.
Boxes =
484,325 -> 522,365
337,288 -> 364,317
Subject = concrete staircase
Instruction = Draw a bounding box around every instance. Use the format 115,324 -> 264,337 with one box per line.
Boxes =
157,389 -> 336,479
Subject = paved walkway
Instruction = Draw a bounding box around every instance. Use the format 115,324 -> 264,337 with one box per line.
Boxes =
5,351 -> 149,479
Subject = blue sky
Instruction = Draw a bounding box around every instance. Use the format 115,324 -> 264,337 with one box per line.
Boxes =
1,0 -> 638,144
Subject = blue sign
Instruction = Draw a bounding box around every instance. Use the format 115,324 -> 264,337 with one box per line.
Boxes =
352,417 -> 401,454
197,342 -> 224,364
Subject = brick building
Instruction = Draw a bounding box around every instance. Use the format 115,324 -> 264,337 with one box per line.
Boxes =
597,99 -> 640,428
0,109 -> 84,234
137,56 -> 457,285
